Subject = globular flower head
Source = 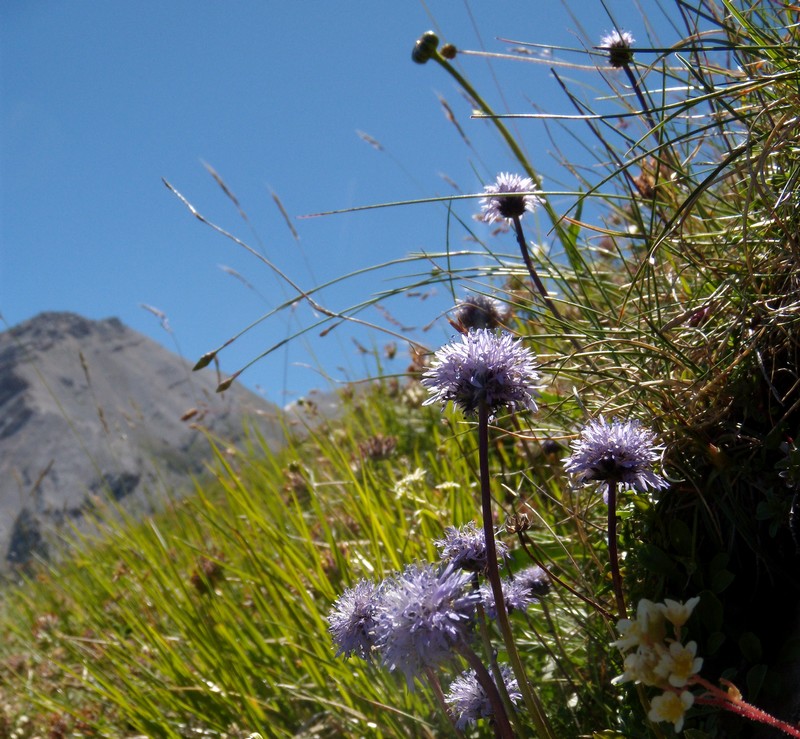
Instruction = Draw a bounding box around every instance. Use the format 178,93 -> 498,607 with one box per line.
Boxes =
412,30 -> 439,64
445,664 -> 521,730
435,521 -> 508,574
599,30 -> 635,68
422,329 -> 540,418
562,416 -> 667,495
328,579 -> 381,660
480,172 -> 542,223
451,294 -> 511,332
374,563 -> 479,685
480,566 -> 550,618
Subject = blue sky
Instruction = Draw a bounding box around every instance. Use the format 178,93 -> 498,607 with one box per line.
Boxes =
1,1 -> 672,404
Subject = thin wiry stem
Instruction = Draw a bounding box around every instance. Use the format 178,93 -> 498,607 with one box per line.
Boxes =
478,401 -> 556,739
457,644 -> 515,739
510,214 -> 589,358
606,480 -> 628,619
424,667 -> 465,738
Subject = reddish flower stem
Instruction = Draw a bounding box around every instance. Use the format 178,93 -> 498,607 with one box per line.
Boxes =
690,676 -> 800,738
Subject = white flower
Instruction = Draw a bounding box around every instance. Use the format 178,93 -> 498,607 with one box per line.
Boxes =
661,640 -> 703,688
660,596 -> 701,628
648,689 -> 694,733
612,617 -> 644,651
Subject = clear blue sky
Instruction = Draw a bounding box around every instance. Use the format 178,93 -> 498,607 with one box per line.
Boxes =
1,1 -> 672,404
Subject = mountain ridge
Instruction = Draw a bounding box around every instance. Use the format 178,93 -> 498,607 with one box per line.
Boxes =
0,311 -> 284,571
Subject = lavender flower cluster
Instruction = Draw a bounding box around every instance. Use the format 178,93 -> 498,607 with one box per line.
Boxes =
328,522 -> 549,726
331,162 -> 674,731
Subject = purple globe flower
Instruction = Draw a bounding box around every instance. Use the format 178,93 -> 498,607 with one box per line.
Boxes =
480,566 -> 550,618
422,329 -> 540,418
445,664 -> 521,730
599,30 -> 635,68
328,579 -> 381,660
563,416 -> 667,494
435,521 -> 509,574
480,172 -> 542,223
374,563 -> 479,685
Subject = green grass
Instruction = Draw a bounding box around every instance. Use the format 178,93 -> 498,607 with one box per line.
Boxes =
0,383 -> 615,737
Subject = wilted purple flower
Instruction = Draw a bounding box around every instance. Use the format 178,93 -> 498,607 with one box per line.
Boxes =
480,172 -> 542,223
452,294 -> 510,332
480,566 -> 550,618
563,416 -> 667,495
599,30 -> 635,68
328,579 -> 381,660
422,329 -> 540,418
515,565 -> 551,598
435,521 -> 509,573
445,664 -> 521,730
374,563 -> 479,684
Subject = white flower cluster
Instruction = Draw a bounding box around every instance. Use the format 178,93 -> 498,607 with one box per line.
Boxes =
612,596 -> 702,733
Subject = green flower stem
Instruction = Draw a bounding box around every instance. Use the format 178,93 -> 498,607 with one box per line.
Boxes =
621,63 -> 658,135
621,61 -> 679,175
478,401 -> 556,739
606,480 -> 628,619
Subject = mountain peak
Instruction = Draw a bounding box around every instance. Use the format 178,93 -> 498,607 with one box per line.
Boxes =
0,311 -> 283,572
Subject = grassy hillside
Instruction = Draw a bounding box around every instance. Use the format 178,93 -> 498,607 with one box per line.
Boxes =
4,1 -> 800,736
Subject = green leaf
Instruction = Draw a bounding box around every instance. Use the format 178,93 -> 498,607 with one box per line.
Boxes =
697,590 -> 724,631
710,569 -> 735,594
668,518 -> 693,556
738,632 -> 763,662
746,663 -> 768,699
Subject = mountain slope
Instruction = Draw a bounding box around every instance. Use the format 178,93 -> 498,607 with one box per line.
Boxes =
0,312 -> 283,570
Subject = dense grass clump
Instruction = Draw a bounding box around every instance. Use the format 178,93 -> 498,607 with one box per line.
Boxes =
4,0 -> 800,736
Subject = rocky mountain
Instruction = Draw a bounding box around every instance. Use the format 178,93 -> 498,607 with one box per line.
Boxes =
0,312 -> 284,571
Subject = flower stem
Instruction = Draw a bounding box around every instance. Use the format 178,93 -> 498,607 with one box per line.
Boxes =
606,480 -> 628,619
510,215 -> 589,359
691,676 -> 800,738
457,645 -> 515,739
478,401 -> 556,739
425,666 -> 465,738
510,215 -> 564,322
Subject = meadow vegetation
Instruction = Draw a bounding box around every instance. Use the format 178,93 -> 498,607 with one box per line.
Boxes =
3,0 -> 800,736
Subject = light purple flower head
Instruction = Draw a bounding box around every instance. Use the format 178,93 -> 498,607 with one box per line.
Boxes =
445,664 -> 521,730
563,416 -> 667,495
599,30 -> 635,68
422,329 -> 540,418
328,579 -> 381,660
435,521 -> 509,574
480,172 -> 542,223
374,563 -> 479,685
480,566 -> 550,618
